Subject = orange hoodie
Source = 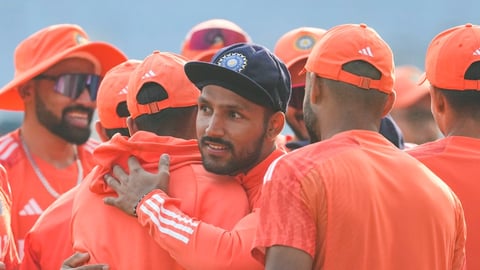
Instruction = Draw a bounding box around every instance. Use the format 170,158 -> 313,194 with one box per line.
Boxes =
136,149 -> 285,270
71,131 -> 249,270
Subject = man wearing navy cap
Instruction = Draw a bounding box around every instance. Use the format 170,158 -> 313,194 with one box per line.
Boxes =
65,43 -> 291,269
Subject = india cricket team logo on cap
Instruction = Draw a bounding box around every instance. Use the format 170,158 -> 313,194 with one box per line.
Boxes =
216,52 -> 247,72
295,35 -> 315,51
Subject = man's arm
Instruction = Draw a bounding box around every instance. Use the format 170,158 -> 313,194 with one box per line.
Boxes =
265,245 -> 313,270
104,154 -> 262,270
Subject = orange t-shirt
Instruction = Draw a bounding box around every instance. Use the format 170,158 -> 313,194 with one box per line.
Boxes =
253,130 -> 466,270
0,165 -> 19,269
20,185 -> 79,270
407,136 -> 480,270
136,149 -> 285,270
0,129 -> 98,259
71,131 -> 250,270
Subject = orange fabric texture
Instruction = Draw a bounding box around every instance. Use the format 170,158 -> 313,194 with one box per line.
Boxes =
127,51 -> 200,119
181,19 -> 251,62
0,166 -> 20,269
71,131 -> 250,270
305,24 -> 395,94
97,59 -> 141,129
0,129 -> 98,259
422,23 -> 480,90
20,186 -> 78,270
0,24 -> 127,111
407,136 -> 480,270
136,149 -> 284,270
253,130 -> 466,269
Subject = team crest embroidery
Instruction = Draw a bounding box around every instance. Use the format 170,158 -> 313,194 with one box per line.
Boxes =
216,52 -> 247,72
295,35 -> 315,51
74,32 -> 88,45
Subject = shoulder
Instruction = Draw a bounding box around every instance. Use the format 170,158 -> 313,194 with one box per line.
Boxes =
79,138 -> 101,154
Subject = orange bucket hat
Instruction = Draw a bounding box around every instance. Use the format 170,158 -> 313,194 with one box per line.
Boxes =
0,24 -> 127,111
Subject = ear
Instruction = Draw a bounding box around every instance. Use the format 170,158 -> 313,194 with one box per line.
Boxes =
381,90 -> 396,117
306,72 -> 322,105
267,111 -> 285,139
430,87 -> 446,115
18,81 -> 35,101
95,120 -> 110,142
126,116 -> 138,135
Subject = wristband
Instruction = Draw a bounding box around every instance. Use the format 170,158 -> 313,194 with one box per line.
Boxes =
133,193 -> 149,217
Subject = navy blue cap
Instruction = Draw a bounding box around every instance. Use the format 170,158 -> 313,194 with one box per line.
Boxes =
184,43 -> 292,112
379,114 -> 405,149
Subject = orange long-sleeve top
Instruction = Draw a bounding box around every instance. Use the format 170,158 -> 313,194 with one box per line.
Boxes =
0,165 -> 19,270
407,136 -> 480,270
71,131 -> 250,270
20,186 -> 78,270
136,149 -> 285,270
0,129 -> 98,259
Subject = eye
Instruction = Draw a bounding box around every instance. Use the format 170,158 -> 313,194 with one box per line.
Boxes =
199,104 -> 211,114
229,111 -> 242,119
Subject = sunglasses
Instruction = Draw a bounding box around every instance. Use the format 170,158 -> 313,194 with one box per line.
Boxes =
189,28 -> 249,50
34,73 -> 102,101
288,86 -> 305,110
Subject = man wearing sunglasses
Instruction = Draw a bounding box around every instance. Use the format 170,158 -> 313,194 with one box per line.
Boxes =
0,24 -> 126,259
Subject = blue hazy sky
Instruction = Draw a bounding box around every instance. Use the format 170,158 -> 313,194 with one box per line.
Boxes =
1,0 -> 479,87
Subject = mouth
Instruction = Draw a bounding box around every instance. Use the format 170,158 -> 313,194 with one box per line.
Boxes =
64,111 -> 90,128
202,140 -> 231,157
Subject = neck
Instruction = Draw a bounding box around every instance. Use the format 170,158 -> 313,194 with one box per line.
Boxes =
320,117 -> 380,141
445,118 -> 480,138
20,121 -> 77,168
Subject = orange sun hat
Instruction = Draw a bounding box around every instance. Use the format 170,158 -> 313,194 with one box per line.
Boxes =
0,24 -> 127,111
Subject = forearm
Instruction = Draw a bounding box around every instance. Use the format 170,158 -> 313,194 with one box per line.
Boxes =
138,191 -> 262,270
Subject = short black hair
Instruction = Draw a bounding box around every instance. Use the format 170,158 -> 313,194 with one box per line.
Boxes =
102,100 -> 130,139
134,82 -> 197,137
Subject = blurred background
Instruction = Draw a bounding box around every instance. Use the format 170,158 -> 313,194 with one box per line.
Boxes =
1,0 -> 479,137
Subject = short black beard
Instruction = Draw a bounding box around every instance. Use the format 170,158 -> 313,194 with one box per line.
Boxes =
35,95 -> 93,145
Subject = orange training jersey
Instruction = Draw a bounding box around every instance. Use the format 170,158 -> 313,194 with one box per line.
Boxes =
136,149 -> 285,270
253,130 -> 466,270
0,129 -> 98,258
71,131 -> 249,270
407,136 -> 480,270
20,185 -> 79,270
0,165 -> 20,270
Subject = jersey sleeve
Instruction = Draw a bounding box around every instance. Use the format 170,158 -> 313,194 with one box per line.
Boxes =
137,190 -> 263,270
251,158 -> 317,264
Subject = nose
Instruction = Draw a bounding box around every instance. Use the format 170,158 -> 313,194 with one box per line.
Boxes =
204,114 -> 225,138
75,88 -> 96,108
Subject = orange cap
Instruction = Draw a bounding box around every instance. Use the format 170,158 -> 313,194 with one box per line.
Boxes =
97,59 -> 141,129
274,27 -> 326,86
0,24 -> 127,111
422,23 -> 480,90
127,51 -> 200,119
180,19 -> 251,62
393,65 -> 430,109
305,23 -> 395,94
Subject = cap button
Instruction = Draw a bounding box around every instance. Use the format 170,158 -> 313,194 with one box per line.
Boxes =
465,23 -> 473,28
359,23 -> 367,28
152,50 -> 160,54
